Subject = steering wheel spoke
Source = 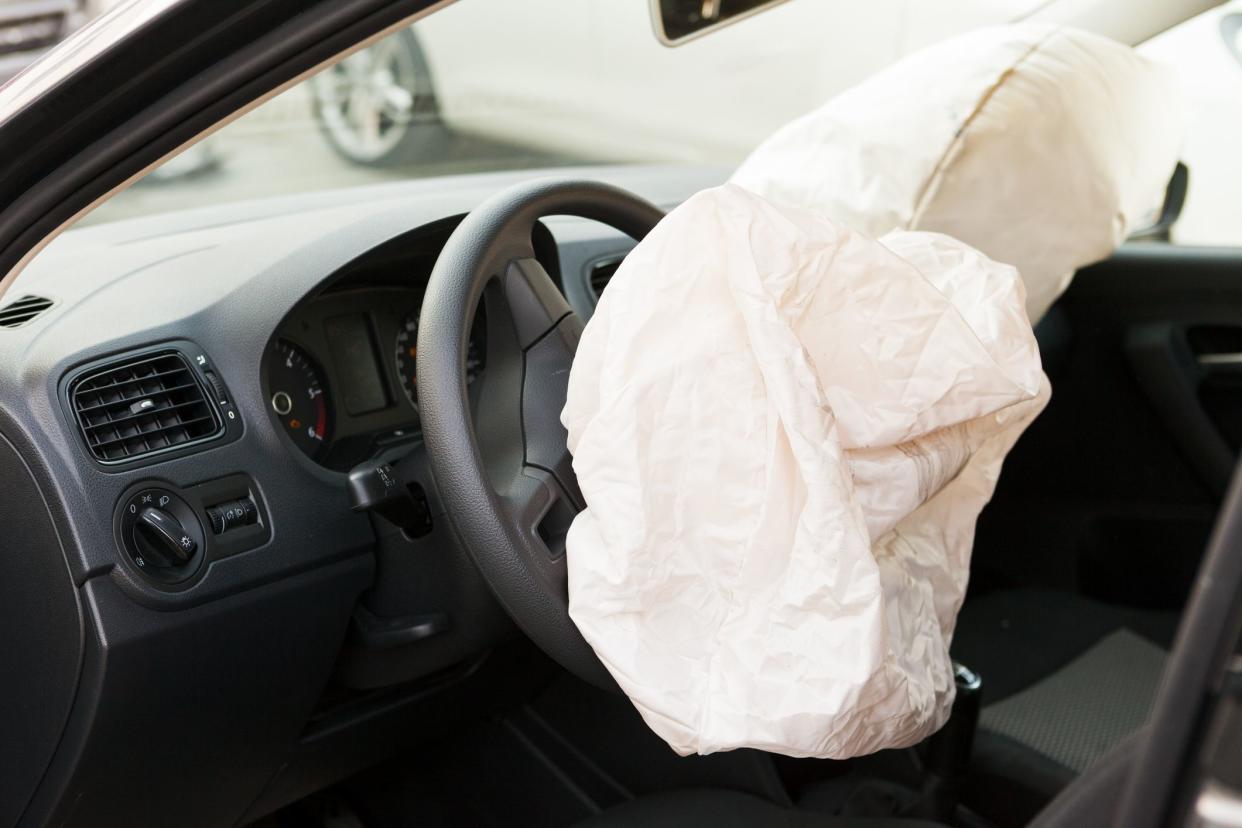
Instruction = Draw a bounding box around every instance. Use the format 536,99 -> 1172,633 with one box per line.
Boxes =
502,257 -> 574,348
520,312 -> 584,507
500,467 -> 578,563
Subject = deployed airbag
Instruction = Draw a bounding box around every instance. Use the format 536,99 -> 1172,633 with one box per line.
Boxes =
731,24 -> 1183,323
563,184 -> 1050,758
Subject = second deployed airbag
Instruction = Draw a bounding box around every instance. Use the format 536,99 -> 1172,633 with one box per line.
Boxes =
731,24 -> 1182,323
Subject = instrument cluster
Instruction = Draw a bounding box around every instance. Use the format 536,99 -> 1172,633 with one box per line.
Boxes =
264,286 -> 484,470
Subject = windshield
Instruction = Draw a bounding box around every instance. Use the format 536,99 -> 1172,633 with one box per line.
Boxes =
62,0 -> 1059,227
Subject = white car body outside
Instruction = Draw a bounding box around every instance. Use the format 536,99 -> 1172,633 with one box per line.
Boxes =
411,0 -> 1238,245
415,0 -> 1047,165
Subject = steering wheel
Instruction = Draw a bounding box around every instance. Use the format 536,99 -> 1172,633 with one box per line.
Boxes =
417,179 -> 663,687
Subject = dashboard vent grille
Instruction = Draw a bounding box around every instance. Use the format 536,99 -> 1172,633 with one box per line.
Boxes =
589,259 -> 623,299
0,295 -> 54,328
71,351 -> 221,463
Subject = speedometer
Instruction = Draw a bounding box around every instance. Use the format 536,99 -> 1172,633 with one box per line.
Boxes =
269,339 -> 332,459
395,310 -> 483,411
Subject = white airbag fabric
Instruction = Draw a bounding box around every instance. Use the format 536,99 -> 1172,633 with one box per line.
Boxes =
562,23 -> 1177,760
731,24 -> 1183,323
563,183 -> 1050,758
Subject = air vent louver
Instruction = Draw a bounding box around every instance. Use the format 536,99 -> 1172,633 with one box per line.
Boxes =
0,295 -> 54,328
71,351 -> 221,463
589,259 -> 623,298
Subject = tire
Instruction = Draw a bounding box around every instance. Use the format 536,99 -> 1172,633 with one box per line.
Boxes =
310,28 -> 440,168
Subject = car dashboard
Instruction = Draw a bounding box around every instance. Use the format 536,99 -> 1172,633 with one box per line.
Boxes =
0,164 -> 725,828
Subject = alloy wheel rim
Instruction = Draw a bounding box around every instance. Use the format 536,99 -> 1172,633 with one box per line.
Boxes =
313,35 -> 420,162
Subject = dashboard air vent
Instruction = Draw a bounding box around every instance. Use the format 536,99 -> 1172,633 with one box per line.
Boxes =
0,294 -> 54,328
71,351 -> 221,463
589,258 -> 623,299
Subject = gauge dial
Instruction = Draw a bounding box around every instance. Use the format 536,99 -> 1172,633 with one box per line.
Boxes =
395,310 -> 483,411
269,340 -> 331,458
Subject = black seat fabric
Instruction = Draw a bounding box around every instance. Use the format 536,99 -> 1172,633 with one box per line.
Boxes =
952,589 -> 1178,703
574,789 -> 946,828
950,589 -> 1178,822
577,590 -> 1175,828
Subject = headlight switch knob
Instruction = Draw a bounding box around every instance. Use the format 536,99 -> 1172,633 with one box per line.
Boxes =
116,487 -> 205,584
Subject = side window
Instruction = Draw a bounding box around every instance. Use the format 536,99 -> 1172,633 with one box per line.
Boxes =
1139,2 -> 1242,246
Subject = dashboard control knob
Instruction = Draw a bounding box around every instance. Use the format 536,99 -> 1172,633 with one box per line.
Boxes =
206,497 -> 258,535
207,506 -> 226,535
116,486 -> 205,584
134,507 -> 196,566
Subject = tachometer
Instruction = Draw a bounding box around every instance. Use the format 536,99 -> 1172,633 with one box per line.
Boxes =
395,310 -> 483,411
269,340 -> 332,458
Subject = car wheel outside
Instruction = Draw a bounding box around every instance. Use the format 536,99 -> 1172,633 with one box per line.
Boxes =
310,28 -> 439,168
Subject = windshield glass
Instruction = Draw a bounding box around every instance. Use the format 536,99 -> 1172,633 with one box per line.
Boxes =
62,0 -> 1059,226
